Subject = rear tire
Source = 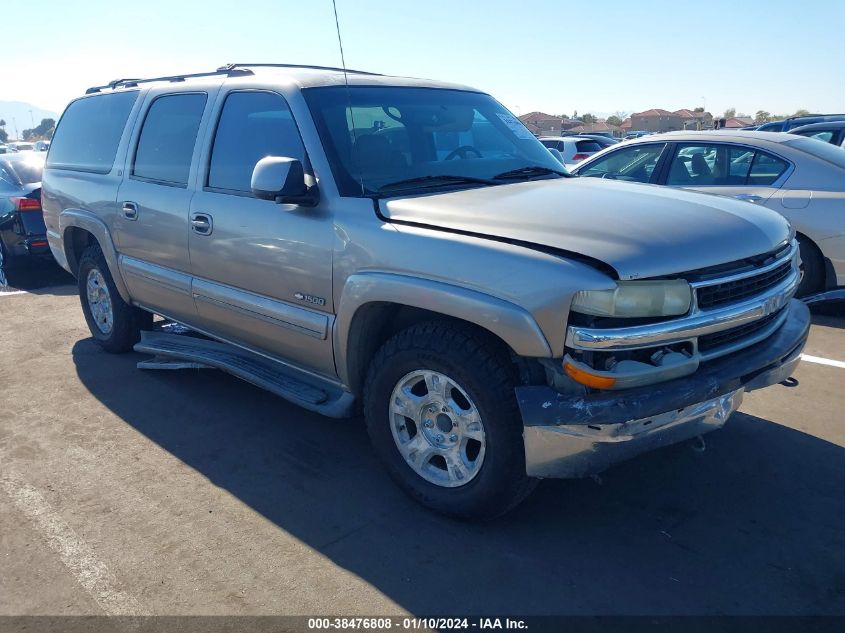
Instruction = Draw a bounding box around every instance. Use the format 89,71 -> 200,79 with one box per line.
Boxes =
0,241 -> 9,287
77,244 -> 152,353
364,322 -> 536,520
797,236 -> 824,297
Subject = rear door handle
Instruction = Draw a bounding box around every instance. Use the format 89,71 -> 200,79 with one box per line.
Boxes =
122,201 -> 139,220
190,212 -> 213,236
735,194 -> 763,203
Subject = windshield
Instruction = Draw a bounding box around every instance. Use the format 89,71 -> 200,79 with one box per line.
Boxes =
304,86 -> 564,196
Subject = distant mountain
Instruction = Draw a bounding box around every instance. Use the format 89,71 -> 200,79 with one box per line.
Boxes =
0,101 -> 61,140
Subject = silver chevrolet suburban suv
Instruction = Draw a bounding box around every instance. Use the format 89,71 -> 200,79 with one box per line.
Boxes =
42,64 -> 810,518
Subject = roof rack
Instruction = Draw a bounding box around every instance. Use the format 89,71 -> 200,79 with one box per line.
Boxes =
85,66 -> 255,94
84,63 -> 382,95
218,62 -> 382,76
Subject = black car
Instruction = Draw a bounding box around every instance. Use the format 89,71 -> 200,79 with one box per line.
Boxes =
0,153 -> 49,281
789,121 -> 845,148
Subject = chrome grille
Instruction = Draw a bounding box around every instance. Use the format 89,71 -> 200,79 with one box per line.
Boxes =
698,308 -> 785,352
696,259 -> 792,310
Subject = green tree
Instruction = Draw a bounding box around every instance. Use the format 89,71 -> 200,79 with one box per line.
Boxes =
606,115 -> 623,127
694,107 -> 704,113
723,107 -> 736,119
581,113 -> 596,124
792,109 -> 810,117
754,110 -> 771,124
22,118 -> 56,142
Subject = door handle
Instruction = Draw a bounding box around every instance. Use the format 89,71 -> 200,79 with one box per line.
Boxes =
122,201 -> 139,220
735,194 -> 763,203
190,212 -> 213,236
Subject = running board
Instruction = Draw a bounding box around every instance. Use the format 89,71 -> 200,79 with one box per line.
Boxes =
134,331 -> 355,418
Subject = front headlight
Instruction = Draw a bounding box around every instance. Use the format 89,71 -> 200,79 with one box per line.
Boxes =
571,280 -> 692,317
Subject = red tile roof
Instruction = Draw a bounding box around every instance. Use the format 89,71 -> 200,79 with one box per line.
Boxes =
569,121 -> 621,133
724,116 -> 755,128
674,109 -> 712,119
519,111 -> 554,121
633,108 -> 674,117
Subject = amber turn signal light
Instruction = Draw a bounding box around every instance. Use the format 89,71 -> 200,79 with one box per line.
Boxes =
563,361 -> 617,390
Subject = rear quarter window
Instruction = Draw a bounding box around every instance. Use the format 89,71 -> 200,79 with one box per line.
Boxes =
46,91 -> 138,174
747,152 -> 789,185
575,140 -> 602,153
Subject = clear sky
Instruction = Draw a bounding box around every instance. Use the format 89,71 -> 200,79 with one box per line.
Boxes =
3,0 -> 843,119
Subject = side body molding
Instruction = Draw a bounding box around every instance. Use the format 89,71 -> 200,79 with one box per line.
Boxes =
59,209 -> 131,302
334,272 -> 553,386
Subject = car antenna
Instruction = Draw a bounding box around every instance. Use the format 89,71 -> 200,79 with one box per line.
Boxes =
331,0 -> 365,196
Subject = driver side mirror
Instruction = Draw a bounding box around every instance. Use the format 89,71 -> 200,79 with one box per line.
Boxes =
251,156 -> 319,207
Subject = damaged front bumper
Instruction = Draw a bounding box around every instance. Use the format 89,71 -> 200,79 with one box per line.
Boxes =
517,298 -> 810,478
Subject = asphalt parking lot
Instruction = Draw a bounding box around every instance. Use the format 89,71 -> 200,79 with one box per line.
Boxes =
1,264 -> 844,617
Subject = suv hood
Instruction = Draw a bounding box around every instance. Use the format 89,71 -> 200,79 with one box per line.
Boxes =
380,178 -> 791,280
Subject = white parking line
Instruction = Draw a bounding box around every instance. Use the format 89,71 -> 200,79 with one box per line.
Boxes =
801,354 -> 845,369
0,290 -> 28,297
0,472 -> 147,616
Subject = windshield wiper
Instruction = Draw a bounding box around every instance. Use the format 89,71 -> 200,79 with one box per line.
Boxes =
493,165 -> 568,180
378,174 -> 498,192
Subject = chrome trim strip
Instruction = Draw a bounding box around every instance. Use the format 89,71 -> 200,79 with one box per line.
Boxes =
698,305 -> 790,361
566,268 -> 799,352
690,240 -> 797,291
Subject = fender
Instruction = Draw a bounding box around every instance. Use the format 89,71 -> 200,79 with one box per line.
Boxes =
334,272 -> 553,387
59,209 -> 132,303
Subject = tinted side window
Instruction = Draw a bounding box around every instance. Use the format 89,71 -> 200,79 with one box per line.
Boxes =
667,144 -> 787,186
578,144 -> 664,183
133,93 -> 207,185
46,91 -> 137,174
748,151 -> 789,185
799,130 -> 834,143
208,91 -> 305,193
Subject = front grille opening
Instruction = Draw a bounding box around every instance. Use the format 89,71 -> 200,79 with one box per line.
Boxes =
698,309 -> 784,352
697,260 -> 792,310
571,341 -> 694,372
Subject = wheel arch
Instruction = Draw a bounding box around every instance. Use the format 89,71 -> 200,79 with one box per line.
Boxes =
334,272 -> 552,395
60,210 -> 131,302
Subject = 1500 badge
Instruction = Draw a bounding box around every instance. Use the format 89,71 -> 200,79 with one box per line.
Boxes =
295,292 -> 326,307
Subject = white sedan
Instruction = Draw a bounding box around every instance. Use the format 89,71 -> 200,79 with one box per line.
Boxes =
570,130 -> 845,296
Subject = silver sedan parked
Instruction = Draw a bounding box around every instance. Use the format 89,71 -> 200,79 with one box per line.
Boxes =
570,131 -> 845,296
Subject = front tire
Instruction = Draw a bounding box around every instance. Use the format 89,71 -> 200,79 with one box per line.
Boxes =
364,322 -> 536,519
797,236 -> 824,298
77,244 -> 151,352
